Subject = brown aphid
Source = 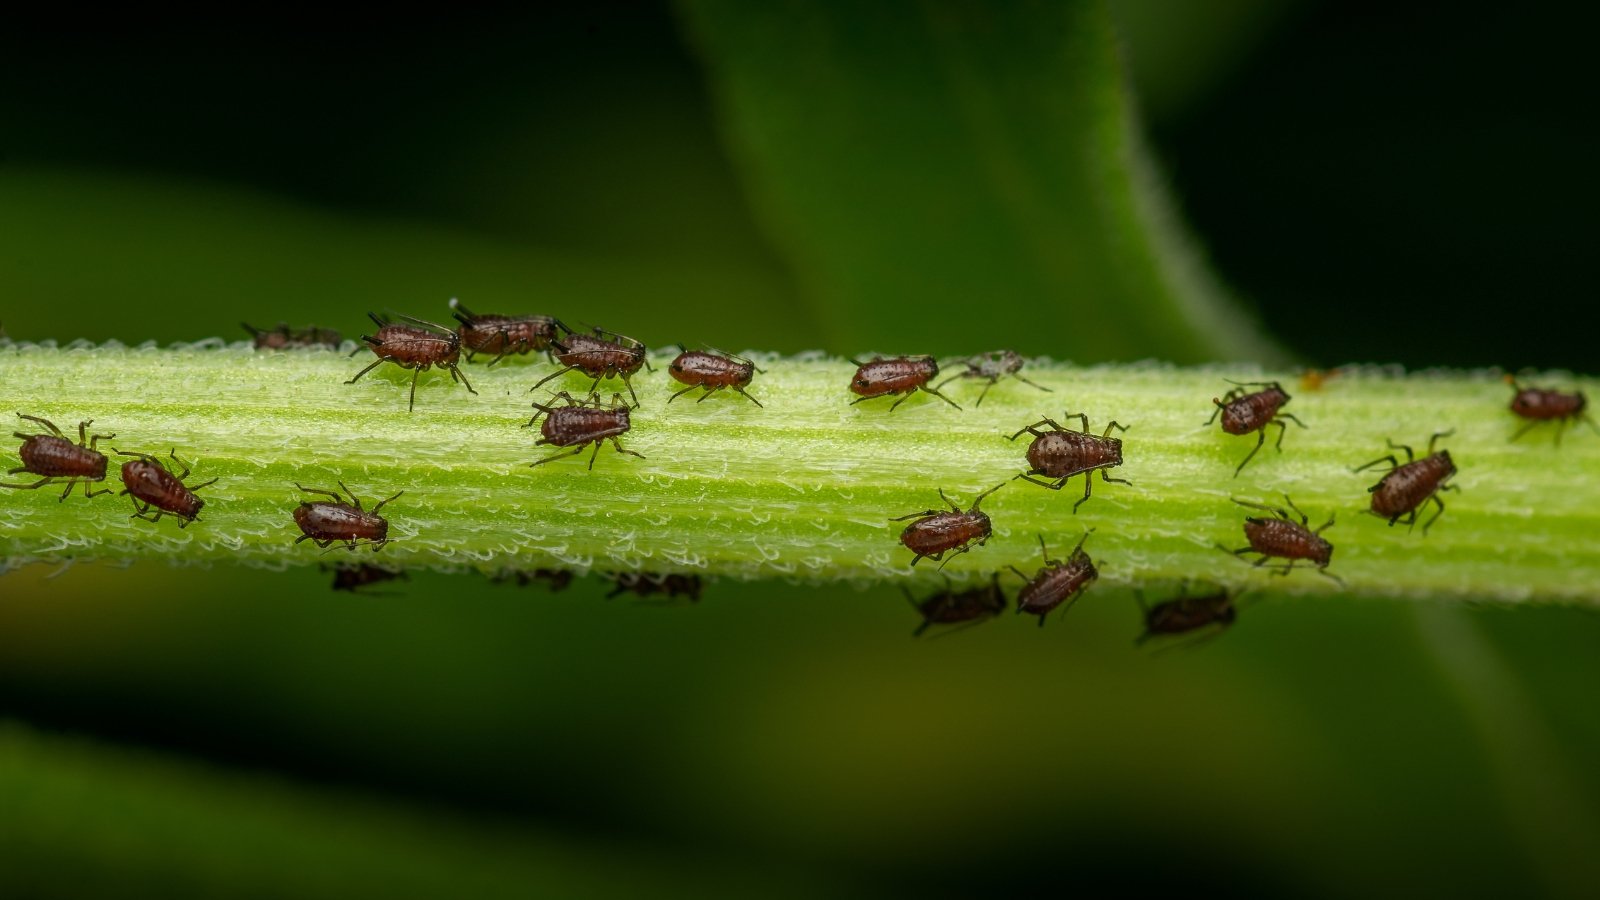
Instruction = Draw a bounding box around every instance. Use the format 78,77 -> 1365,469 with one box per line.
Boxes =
1354,431 -> 1458,533
1,414 -> 115,500
524,391 -> 645,470
891,484 -> 1002,568
849,355 -> 961,411
1506,376 -> 1595,443
1221,495 -> 1339,583
1205,380 -> 1306,476
241,322 -> 341,350
904,573 -> 1007,637
1009,413 -> 1130,512
934,349 -> 1051,407
448,297 -> 569,365
606,572 -> 704,603
347,311 -> 477,413
329,563 -> 408,593
668,348 -> 765,407
116,449 -> 216,527
1136,586 -> 1238,647
1008,532 -> 1098,627
531,326 -> 651,408
292,482 -> 402,551
492,568 -> 575,592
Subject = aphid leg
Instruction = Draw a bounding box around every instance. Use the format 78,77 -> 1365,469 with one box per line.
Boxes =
972,377 -> 1001,408
1102,420 -> 1129,438
1421,494 -> 1447,534
1352,453 -> 1400,474
889,508 -> 943,522
450,364 -> 478,396
87,429 -> 115,450
407,368 -> 420,412
1270,419 -> 1291,452
609,439 -> 645,462
345,358 -> 386,384
934,544 -> 974,571
694,385 -> 725,404
733,387 -> 764,408
1280,494 -> 1310,526
1071,474 -> 1093,514
1317,566 -> 1345,586
1385,438 -> 1416,464
1014,472 -> 1067,490
1204,401 -> 1225,427
1007,419 -> 1055,441
918,384 -> 963,411
1230,498 -> 1287,518
1425,430 -> 1454,455
530,366 -> 574,394
163,451 -> 191,481
1314,514 -> 1336,535
1100,468 -> 1132,490
887,391 -> 914,412
1062,413 -> 1091,433
1278,412 -> 1308,430
667,384 -> 700,404
1582,413 -> 1600,436
1233,430 -> 1266,477
370,491 -> 404,515
295,483 -> 348,505
530,446 -> 586,467
910,550 -> 944,567
967,482 -> 1004,510
55,479 -> 76,501
621,375 -> 641,409
0,476 -> 51,490
16,414 -> 65,437
1009,372 -> 1051,394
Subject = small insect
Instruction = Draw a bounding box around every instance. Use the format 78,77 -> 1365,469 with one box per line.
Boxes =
891,484 -> 1002,568
1009,413 -> 1130,512
1008,532 -> 1098,627
606,572 -> 704,603
1506,376 -> 1595,443
448,297 -> 568,365
1298,367 -> 1345,392
524,391 -> 645,469
848,355 -> 961,411
1353,431 -> 1458,532
491,568 -> 575,592
667,348 -> 765,407
934,349 -> 1051,407
1205,380 -> 1306,476
329,563 -> 407,593
1,414 -> 115,500
1136,585 -> 1238,647
1220,495 -> 1338,582
292,482 -> 402,551
116,449 -> 216,527
904,573 -> 1007,637
241,322 -> 342,350
531,327 -> 651,408
347,312 -> 477,413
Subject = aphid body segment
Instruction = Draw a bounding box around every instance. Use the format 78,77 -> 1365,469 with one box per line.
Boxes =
1222,495 -> 1338,582
607,572 -> 704,602
242,322 -> 341,350
904,573 -> 1007,637
330,564 -> 407,593
347,312 -> 477,413
892,484 -> 1002,568
935,349 -> 1051,407
448,298 -> 568,364
668,349 -> 764,407
849,355 -> 960,411
1206,381 -> 1305,476
1354,431 -> 1458,532
1507,376 -> 1595,443
117,449 -> 216,527
1009,532 -> 1098,627
1136,587 -> 1237,646
532,327 -> 651,408
1009,413 -> 1130,512
2,414 -> 114,500
293,482 -> 401,551
525,391 -> 645,470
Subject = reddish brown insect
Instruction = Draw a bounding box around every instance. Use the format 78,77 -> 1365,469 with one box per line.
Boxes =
1009,532 -> 1098,627
491,568 -> 575,592
934,349 -> 1051,407
241,322 -> 342,350
1206,380 -> 1306,476
1506,376 -> 1595,443
849,355 -> 961,411
525,391 -> 645,469
1354,431 -> 1458,532
1,414 -> 115,500
448,297 -> 568,365
329,563 -> 407,593
116,449 -> 216,527
531,327 -> 651,408
347,312 -> 477,413
1136,586 -> 1238,647
904,573 -> 1007,637
1221,495 -> 1339,583
293,482 -> 402,551
1009,413 -> 1130,512
891,484 -> 1002,568
606,572 -> 704,603
667,348 -> 764,407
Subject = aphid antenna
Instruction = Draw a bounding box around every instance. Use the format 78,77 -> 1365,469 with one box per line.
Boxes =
384,311 -> 460,338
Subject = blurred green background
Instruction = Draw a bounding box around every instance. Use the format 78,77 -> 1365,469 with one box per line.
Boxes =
3,3 -> 1599,897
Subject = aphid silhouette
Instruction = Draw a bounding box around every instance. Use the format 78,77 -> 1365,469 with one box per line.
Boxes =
904,573 -> 1007,637
1136,585 -> 1239,650
1009,532 -> 1098,627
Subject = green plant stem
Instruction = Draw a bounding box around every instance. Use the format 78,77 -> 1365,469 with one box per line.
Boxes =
1,342 -> 1596,603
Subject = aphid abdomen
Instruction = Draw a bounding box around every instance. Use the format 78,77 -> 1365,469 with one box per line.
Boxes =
540,407 -> 631,447
120,459 -> 205,521
1242,518 -> 1329,564
1026,431 -> 1121,478
20,435 -> 107,479
1370,453 -> 1456,519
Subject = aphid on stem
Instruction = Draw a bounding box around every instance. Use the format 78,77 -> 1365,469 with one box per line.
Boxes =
849,355 -> 961,411
2,413 -> 114,500
1220,495 -> 1339,583
1009,532 -> 1098,628
525,391 -> 645,470
1505,375 -> 1595,444
531,326 -> 651,408
448,298 -> 568,366
1353,431 -> 1458,533
903,573 -> 1007,637
667,347 -> 765,407
116,449 -> 216,528
241,322 -> 341,350
934,349 -> 1051,407
1009,413 -> 1129,512
292,482 -> 401,551
1205,380 -> 1306,476
347,312 -> 476,413
891,484 -> 1002,568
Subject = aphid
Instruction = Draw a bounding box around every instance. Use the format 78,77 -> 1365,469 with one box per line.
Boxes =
292,482 -> 402,551
491,568 -> 575,592
1009,532 -> 1098,627
891,484 -> 1002,568
1298,367 -> 1344,392
1009,413 -> 1130,512
531,327 -> 651,408
667,348 -> 764,407
329,563 -> 407,593
241,322 -> 341,350
1136,585 -> 1238,647
1220,495 -> 1339,582
524,391 -> 645,469
1506,375 -> 1595,443
1353,431 -> 1458,532
606,572 -> 704,603
116,449 -> 216,527
347,312 -> 477,413
1205,380 -> 1306,476
1,414 -> 114,500
934,349 -> 1051,407
848,355 -> 961,411
448,297 -> 568,365
904,573 -> 1007,637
